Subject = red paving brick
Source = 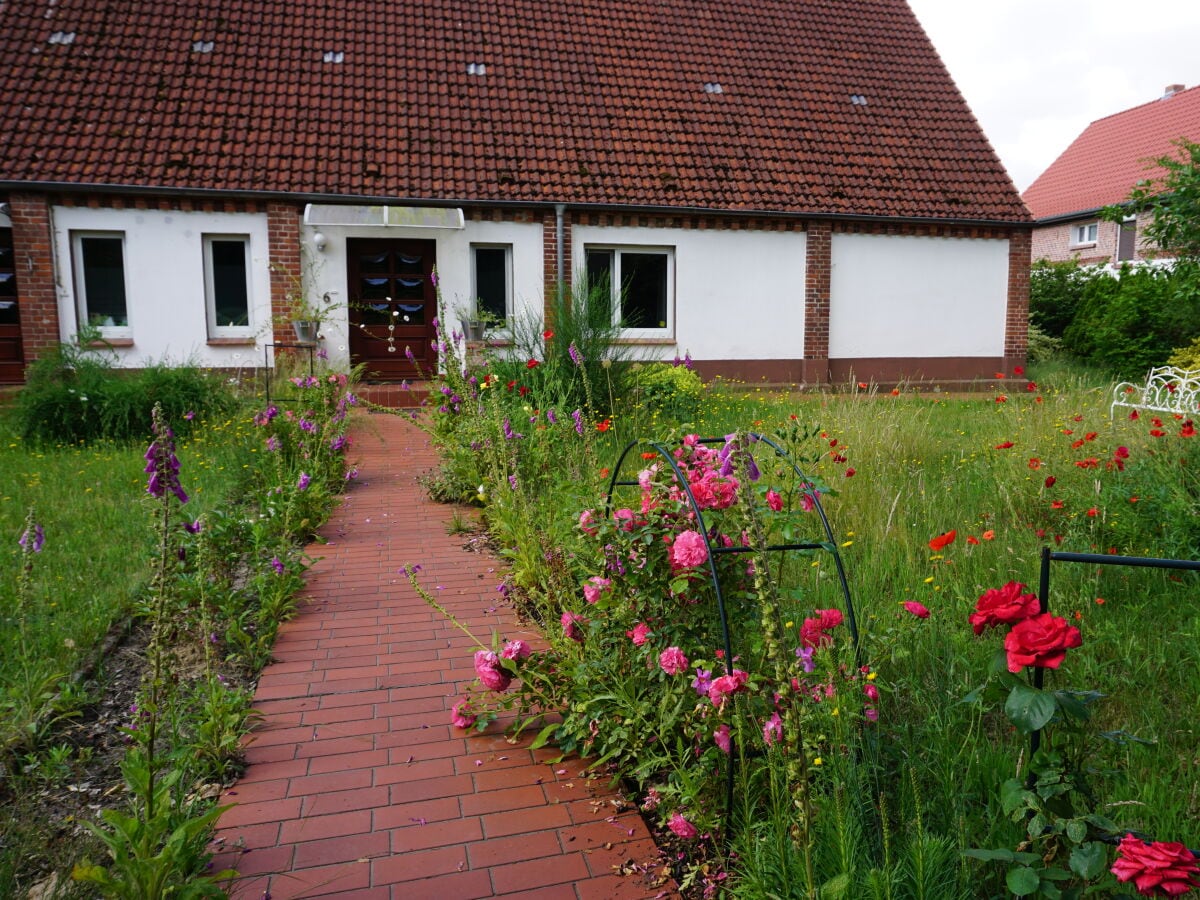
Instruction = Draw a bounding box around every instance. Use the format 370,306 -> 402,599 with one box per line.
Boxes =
214,413 -> 676,897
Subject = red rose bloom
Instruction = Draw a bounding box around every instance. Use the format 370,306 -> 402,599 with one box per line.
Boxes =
969,582 -> 1039,635
1003,613 -> 1082,673
1111,832 -> 1200,897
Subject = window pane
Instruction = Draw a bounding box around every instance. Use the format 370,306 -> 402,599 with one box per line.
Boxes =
210,239 -> 249,327
620,253 -> 667,329
585,249 -> 614,327
81,237 -> 128,326
474,247 -> 508,320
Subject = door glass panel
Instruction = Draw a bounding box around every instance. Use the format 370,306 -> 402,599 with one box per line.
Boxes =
397,253 -> 423,274
359,252 -> 389,273
396,302 -> 425,324
360,277 -> 391,301
394,276 -> 424,300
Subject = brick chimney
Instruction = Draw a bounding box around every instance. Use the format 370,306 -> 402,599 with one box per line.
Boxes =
1162,84 -> 1185,98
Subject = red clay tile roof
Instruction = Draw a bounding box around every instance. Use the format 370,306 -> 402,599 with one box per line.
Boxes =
0,0 -> 1028,223
1023,85 -> 1200,221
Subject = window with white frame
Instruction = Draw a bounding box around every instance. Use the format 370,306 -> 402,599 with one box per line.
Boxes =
584,246 -> 673,333
471,244 -> 512,322
203,235 -> 253,335
71,232 -> 129,333
1071,222 -> 1099,246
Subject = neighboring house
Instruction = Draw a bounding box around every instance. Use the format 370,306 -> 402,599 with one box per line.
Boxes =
0,1 -> 1031,387
1023,84 -> 1200,267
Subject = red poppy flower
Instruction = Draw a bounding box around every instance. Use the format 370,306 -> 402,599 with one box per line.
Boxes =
518,386 -> 529,397
994,441 -> 1014,449
1025,381 -> 1037,392
1072,415 -> 1083,422
506,380 -> 517,390
1044,475 -> 1056,488
527,359 -> 540,369
1075,458 -> 1099,469
596,419 -> 611,432
1084,431 -> 1098,442
891,388 -> 900,396
1114,445 -> 1130,459
928,530 -> 956,552
1013,366 -> 1025,376
982,530 -> 995,541
1182,421 -> 1196,437
543,329 -> 554,340
994,372 -> 1006,379
1028,457 -> 1042,469
857,382 -> 868,389
844,467 -> 856,478
641,451 -> 656,460
1071,438 -> 1085,449
967,535 -> 980,545
1051,500 -> 1065,509
1086,507 -> 1098,517
1150,429 -> 1167,438
995,395 -> 1007,403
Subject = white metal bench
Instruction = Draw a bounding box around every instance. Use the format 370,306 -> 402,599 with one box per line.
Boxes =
1110,366 -> 1200,419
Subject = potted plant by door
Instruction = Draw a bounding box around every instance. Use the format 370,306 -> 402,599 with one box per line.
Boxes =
271,262 -> 342,344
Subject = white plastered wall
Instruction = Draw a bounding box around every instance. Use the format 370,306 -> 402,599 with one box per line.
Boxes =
571,225 -> 807,361
828,233 -> 1009,358
305,219 -> 545,370
51,206 -> 272,368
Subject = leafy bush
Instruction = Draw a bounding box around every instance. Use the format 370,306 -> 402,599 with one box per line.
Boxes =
628,361 -> 705,421
1062,265 -> 1192,378
1025,323 -> 1062,364
16,344 -> 234,445
1029,259 -> 1099,339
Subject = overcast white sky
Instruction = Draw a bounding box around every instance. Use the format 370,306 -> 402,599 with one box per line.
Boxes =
906,0 -> 1200,193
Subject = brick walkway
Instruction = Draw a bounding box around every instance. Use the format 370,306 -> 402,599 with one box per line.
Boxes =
212,413 -> 675,899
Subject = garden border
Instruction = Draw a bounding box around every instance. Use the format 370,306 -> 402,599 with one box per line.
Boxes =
603,432 -> 859,834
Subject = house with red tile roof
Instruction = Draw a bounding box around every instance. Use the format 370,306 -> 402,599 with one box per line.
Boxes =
1023,84 -> 1200,267
0,0 -> 1031,387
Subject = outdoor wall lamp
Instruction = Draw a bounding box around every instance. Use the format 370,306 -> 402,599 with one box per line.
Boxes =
312,231 -> 328,252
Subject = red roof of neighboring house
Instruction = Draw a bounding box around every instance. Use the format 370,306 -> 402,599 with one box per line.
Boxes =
0,0 -> 1028,223
1023,85 -> 1200,221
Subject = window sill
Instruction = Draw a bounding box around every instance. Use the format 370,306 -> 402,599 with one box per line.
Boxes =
84,338 -> 133,348
613,336 -> 676,346
207,337 -> 258,346
1069,242 -> 1098,250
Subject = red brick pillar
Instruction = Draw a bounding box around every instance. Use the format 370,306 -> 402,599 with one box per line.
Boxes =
1004,228 -> 1031,371
543,206 -> 571,321
267,202 -> 302,346
804,221 -> 831,384
9,193 -> 61,369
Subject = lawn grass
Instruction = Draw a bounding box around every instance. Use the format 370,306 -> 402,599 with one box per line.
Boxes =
0,407 -> 258,745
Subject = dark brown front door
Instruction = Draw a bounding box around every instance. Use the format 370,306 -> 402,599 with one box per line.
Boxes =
0,228 -> 23,384
347,238 -> 438,380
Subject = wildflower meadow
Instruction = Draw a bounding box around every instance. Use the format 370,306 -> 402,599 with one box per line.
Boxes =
415,305 -> 1200,899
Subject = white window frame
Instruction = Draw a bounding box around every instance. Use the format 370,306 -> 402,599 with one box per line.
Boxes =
1070,222 -> 1099,247
470,243 -> 513,322
584,245 -> 675,337
71,231 -> 131,338
202,234 -> 254,337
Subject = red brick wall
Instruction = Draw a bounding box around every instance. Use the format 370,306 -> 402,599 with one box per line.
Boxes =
1030,213 -> 1158,265
542,207 -> 572,319
804,221 -> 831,382
267,202 -> 302,345
9,193 -> 61,364
1005,229 -> 1031,368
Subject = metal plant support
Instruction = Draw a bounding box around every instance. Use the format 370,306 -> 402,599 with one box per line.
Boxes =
603,433 -> 858,831
1030,546 -> 1200,855
263,341 -> 316,406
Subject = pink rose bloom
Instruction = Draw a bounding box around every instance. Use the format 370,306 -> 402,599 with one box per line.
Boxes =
473,650 -> 512,692
817,608 -> 844,629
902,601 -> 930,619
713,724 -> 731,754
578,509 -> 598,535
667,812 -> 698,839
707,669 -> 750,706
501,639 -> 531,660
561,610 -> 586,642
613,508 -> 636,531
864,707 -> 879,722
582,576 -> 611,605
670,529 -> 709,569
450,699 -> 476,729
863,683 -> 880,702
627,622 -> 652,646
766,489 -> 783,512
658,646 -> 689,675
763,712 -> 783,745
